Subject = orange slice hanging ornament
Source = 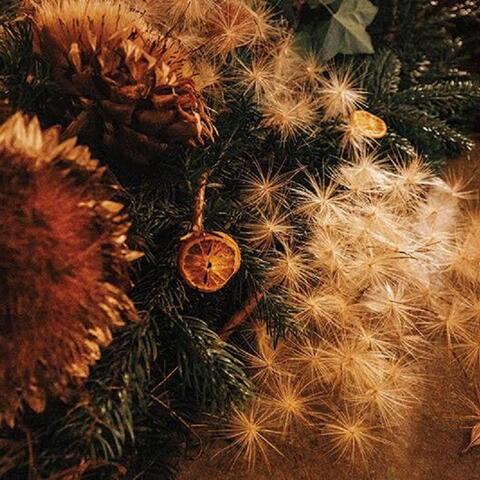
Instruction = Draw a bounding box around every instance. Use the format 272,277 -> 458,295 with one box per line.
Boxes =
178,171 -> 241,293
351,110 -> 387,139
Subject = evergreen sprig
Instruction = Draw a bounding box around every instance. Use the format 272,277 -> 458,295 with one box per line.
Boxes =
0,20 -> 50,112
361,49 -> 479,164
0,1 -> 479,478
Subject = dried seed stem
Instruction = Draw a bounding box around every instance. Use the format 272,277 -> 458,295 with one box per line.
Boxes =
219,291 -> 264,340
192,170 -> 211,232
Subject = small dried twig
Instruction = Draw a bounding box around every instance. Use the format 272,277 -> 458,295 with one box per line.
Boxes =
151,367 -> 179,394
17,422 -> 38,480
150,394 -> 204,457
192,170 -> 211,233
219,291 -> 264,341
47,459 -> 126,479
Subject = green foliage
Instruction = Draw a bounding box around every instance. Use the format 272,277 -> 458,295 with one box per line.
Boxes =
359,49 -> 480,165
370,0 -> 480,84
313,0 -> 378,60
0,20 -> 50,111
0,1 -> 478,478
296,0 -> 378,59
0,0 -> 18,23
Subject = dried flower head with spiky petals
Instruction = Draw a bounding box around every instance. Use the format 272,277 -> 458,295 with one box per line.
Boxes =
321,407 -> 385,464
266,244 -> 314,291
0,113 -> 140,427
270,33 -> 300,82
194,59 -> 224,97
455,327 -> 480,374
292,171 -> 347,221
449,210 -> 480,282
333,151 -> 392,195
286,335 -> 331,384
319,65 -> 365,121
154,0 -> 219,25
362,283 -> 424,333
388,154 -> 434,207
425,296 -> 469,349
205,0 -> 262,57
244,206 -> 294,251
30,0 -> 215,165
294,51 -> 326,86
241,161 -> 293,212
216,399 -> 282,470
339,118 -> 377,153
264,375 -> 319,434
259,90 -> 318,141
234,56 -> 276,100
321,335 -> 388,391
241,341 -> 286,389
346,376 -> 417,428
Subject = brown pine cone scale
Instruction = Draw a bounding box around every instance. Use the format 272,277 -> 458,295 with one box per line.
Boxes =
31,0 -> 215,164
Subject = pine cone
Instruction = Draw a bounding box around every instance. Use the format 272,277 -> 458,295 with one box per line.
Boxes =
30,0 -> 215,164
0,113 -> 140,427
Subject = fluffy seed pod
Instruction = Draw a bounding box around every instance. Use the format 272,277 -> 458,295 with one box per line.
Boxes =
0,113 -> 140,427
30,0 -> 215,164
205,0 -> 262,57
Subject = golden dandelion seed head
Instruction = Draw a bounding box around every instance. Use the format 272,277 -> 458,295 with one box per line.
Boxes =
321,407 -> 385,464
346,375 -> 417,427
295,50 -> 326,86
286,336 -> 331,383
455,328 -> 480,373
244,206 -> 294,251
241,343 -> 286,388
194,59 -> 224,95
339,118 -> 377,153
362,283 -> 422,331
334,151 -> 393,195
259,90 -> 318,141
266,244 -> 313,291
321,335 -> 388,391
319,65 -> 366,120
292,172 -> 346,221
265,375 -> 319,434
233,56 -> 276,98
216,399 -> 282,469
426,298 -> 469,348
205,0 -> 261,57
241,161 -> 293,211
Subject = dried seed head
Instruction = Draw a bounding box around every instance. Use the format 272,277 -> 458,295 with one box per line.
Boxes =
0,113 -> 139,427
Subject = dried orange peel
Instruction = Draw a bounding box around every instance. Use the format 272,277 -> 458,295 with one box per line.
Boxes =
351,110 -> 387,139
178,231 -> 241,292
177,171 -> 241,292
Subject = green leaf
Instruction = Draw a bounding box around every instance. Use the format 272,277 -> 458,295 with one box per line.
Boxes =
309,0 -> 337,5
317,0 -> 378,60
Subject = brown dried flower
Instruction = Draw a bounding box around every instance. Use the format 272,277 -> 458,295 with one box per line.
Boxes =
0,113 -> 140,427
30,0 -> 215,164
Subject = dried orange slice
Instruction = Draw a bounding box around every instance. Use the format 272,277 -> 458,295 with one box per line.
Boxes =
351,110 -> 387,139
178,231 -> 241,292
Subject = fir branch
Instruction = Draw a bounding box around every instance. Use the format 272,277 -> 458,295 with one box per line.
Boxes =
0,0 -> 19,24
360,49 -> 402,104
165,314 -> 252,412
392,80 -> 480,119
0,20 -> 49,111
384,105 -> 474,161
